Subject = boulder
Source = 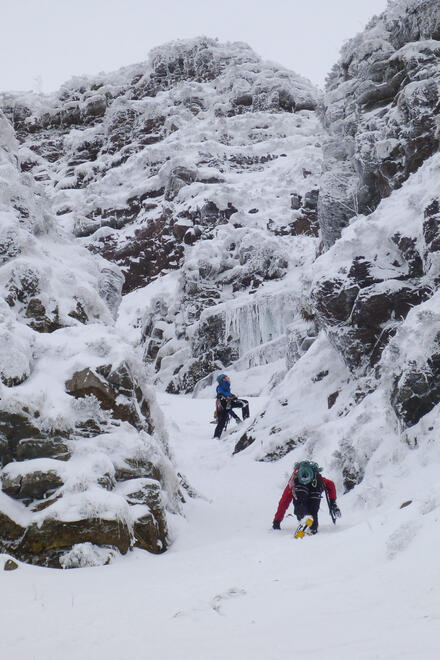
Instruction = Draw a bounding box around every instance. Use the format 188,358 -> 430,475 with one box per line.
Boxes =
65,367 -> 116,408
114,457 -> 161,483
1,468 -> 63,501
66,364 -> 154,433
133,513 -> 166,554
25,298 -> 63,332
0,411 -> 44,462
16,437 -> 71,462
14,517 -> 131,567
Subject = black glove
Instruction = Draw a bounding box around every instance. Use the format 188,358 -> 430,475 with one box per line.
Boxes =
329,500 -> 341,518
272,520 -> 281,530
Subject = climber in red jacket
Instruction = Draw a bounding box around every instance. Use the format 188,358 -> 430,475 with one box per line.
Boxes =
272,461 -> 341,534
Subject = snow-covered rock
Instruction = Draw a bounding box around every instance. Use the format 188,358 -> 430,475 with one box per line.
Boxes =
234,0 -> 440,470
0,112 -> 181,567
1,38 -> 323,393
320,0 -> 440,248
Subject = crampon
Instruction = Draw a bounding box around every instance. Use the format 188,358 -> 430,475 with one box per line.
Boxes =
294,515 -> 314,539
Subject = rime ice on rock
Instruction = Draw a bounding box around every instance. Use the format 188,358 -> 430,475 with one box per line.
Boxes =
1,38 -> 323,394
0,111 -> 181,567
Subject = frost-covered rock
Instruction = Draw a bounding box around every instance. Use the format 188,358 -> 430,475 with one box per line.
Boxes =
242,148 -> 440,473
320,0 -> 440,247
0,349 -> 179,566
0,110 -> 181,567
230,2 -> 440,474
312,154 -> 440,377
384,294 -> 440,426
142,226 -> 317,392
1,38 -> 323,393
1,38 -> 321,295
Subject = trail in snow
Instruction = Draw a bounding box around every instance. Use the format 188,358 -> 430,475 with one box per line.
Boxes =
1,393 -> 439,660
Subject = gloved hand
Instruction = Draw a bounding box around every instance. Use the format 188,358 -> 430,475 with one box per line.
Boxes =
272,520 -> 281,530
330,500 -> 341,518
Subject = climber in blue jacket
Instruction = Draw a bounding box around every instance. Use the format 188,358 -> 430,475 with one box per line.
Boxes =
213,374 -> 249,438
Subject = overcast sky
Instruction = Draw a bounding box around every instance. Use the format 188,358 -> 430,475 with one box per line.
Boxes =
0,0 -> 389,94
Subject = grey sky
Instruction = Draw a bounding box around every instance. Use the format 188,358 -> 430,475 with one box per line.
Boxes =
1,0 -> 389,93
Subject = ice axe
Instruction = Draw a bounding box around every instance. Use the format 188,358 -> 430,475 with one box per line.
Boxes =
325,488 -> 337,525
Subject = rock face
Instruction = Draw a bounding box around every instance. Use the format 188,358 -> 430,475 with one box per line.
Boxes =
1,38 -> 320,295
310,0 -> 440,428
311,156 -> 440,427
0,511 -> 132,567
232,0 -> 440,480
0,109 -> 181,567
1,37 -> 323,394
320,0 -> 440,248
0,358 -> 179,566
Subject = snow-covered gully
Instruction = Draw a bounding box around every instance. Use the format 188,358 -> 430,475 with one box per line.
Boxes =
2,2 -> 440,656
2,392 -> 438,659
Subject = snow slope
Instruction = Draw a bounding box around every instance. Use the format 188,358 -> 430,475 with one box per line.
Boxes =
1,391 -> 439,660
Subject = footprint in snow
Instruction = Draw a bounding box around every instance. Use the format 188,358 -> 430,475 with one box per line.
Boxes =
210,587 -> 247,615
171,587 -> 246,619
386,520 -> 421,559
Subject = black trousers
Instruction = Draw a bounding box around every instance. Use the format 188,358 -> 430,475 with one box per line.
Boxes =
213,398 -> 249,438
293,497 -> 321,532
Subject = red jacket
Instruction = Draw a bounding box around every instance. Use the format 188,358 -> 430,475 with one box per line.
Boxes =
274,475 -> 336,522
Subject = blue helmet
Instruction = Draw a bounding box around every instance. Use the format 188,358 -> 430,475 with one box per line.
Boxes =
216,373 -> 228,384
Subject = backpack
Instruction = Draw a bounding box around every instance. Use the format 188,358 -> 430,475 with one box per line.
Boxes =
294,460 -> 323,485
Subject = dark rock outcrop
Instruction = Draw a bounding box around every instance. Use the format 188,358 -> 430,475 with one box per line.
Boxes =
391,347 -> 440,426
65,362 -> 153,433
0,512 -> 132,568
313,272 -> 432,370
2,468 -> 63,501
0,411 -> 47,466
0,358 -> 174,566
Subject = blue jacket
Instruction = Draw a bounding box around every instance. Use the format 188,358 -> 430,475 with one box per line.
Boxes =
216,379 -> 231,398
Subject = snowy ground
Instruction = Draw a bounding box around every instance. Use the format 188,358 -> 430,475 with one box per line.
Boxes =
1,392 -> 439,660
